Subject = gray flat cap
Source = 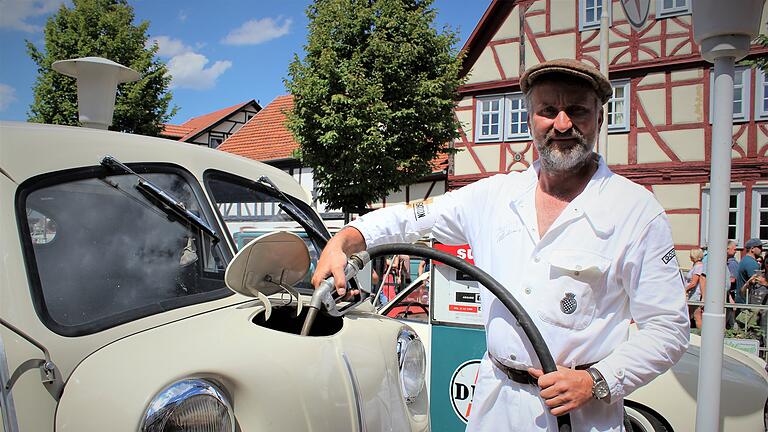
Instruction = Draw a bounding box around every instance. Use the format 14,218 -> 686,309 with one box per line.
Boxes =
520,58 -> 613,104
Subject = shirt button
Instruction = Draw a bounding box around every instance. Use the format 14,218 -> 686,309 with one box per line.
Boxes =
616,369 -> 624,379
533,256 -> 540,263
524,287 -> 532,295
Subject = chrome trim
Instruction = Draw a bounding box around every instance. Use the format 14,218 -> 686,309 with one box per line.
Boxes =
0,331 -> 20,432
140,378 -> 234,432
341,352 -> 367,432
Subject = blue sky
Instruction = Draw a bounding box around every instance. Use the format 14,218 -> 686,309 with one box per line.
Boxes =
0,0 -> 490,124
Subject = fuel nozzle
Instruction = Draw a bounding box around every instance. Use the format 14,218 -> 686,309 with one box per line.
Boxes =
300,252 -> 371,336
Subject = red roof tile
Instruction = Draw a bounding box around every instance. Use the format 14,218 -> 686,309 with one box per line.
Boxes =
219,95 -> 448,173
160,123 -> 194,138
219,95 -> 297,161
161,100 -> 255,141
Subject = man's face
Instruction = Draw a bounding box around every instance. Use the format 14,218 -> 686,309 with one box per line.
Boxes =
527,79 -> 603,172
727,243 -> 736,257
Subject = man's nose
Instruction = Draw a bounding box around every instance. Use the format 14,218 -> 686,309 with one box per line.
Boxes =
553,111 -> 572,133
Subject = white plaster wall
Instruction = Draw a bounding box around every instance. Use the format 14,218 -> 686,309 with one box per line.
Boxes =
494,7 -> 520,40
639,89 -> 666,126
549,0 -> 576,32
637,132 -> 672,163
671,69 -> 702,82
671,84 -> 704,124
668,213 -> 700,245
652,184 -> 700,210
496,42 -> 521,78
606,133 -> 628,165
465,47 -> 503,84
661,129 -> 705,162
640,72 -> 665,86
454,147 -> 480,176
456,110 -> 473,141
537,34 -> 576,62
474,144 -> 501,173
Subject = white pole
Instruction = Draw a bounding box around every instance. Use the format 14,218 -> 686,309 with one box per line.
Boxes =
694,56 -> 734,432
598,0 -> 609,159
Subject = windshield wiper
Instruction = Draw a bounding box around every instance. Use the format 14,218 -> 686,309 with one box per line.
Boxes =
100,156 -> 220,243
257,175 -> 331,249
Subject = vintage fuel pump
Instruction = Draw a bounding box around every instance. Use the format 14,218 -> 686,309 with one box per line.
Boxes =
428,243 -> 487,431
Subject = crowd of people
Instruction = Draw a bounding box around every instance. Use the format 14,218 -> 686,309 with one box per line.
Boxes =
685,238 -> 767,333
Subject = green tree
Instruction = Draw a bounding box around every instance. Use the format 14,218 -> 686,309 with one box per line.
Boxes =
26,0 -> 176,136
286,0 -> 464,214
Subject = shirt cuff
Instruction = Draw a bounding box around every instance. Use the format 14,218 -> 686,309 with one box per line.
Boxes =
593,360 -> 626,404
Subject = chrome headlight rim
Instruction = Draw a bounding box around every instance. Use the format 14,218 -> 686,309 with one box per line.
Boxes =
140,377 -> 235,432
397,328 -> 426,405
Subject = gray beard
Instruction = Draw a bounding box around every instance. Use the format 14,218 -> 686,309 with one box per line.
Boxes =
536,129 -> 595,173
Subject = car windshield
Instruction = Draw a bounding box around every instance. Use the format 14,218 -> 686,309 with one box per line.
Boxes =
205,171 -> 327,291
20,166 -> 232,336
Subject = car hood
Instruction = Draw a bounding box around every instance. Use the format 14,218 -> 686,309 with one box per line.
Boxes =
55,303 -> 427,431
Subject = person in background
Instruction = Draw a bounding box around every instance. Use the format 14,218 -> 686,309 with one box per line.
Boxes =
726,240 -> 739,328
685,248 -> 705,329
736,238 -> 764,304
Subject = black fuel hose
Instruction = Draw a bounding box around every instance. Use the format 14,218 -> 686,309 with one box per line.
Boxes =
364,243 -> 571,432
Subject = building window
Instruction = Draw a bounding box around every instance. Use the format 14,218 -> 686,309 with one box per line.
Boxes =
505,94 -> 529,140
751,189 -> 768,241
755,70 -> 768,119
701,189 -> 745,247
710,67 -> 750,122
475,93 -> 531,142
209,133 -> 226,148
580,0 -> 610,31
607,80 -> 630,132
656,0 -> 691,18
476,96 -> 503,142
245,113 -> 255,122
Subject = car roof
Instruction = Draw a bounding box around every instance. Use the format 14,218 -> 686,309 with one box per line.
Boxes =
0,121 -> 311,203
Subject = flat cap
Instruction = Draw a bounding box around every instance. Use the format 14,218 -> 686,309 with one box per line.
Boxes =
745,238 -> 763,249
520,58 -> 613,104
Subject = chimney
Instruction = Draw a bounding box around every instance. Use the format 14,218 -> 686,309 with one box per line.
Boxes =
52,57 -> 140,130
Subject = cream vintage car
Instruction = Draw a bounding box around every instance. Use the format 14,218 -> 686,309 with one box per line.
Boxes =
0,120 -> 429,432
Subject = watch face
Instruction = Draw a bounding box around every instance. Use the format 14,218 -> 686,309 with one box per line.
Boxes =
594,382 -> 610,399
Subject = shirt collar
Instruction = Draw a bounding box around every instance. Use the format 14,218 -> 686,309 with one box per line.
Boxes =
508,154 -> 615,236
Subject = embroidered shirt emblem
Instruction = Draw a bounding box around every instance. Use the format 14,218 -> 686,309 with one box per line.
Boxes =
661,248 -> 676,265
560,293 -> 577,314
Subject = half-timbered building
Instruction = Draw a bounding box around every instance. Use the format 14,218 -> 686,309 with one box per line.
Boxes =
455,0 -> 768,266
160,99 -> 261,148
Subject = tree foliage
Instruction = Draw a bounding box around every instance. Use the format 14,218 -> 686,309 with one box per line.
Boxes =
26,0 -> 176,136
286,0 -> 464,214
741,34 -> 768,70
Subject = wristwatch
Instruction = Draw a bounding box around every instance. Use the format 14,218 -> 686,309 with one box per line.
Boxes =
587,367 -> 611,403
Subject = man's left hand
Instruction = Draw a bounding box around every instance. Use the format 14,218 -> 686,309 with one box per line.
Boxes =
528,366 -> 594,416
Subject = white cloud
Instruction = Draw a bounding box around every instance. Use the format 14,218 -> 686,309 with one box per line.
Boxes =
178,10 -> 187,22
0,0 -> 66,32
0,84 -> 18,111
147,35 -> 192,58
167,52 -> 232,90
222,16 -> 292,45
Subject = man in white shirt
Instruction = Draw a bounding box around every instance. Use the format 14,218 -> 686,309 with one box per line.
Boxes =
312,58 -> 689,431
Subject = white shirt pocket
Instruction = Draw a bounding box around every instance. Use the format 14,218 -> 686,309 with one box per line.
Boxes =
538,249 -> 611,331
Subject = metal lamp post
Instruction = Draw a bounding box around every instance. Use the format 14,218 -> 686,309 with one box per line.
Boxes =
692,1 -> 763,431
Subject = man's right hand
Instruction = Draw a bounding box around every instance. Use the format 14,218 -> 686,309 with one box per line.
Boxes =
311,227 -> 367,297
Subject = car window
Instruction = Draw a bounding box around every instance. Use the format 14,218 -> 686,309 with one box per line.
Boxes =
379,258 -> 431,323
205,171 -> 326,291
19,166 -> 232,336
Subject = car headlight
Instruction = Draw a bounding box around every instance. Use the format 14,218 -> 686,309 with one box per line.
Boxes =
140,378 -> 234,432
397,329 -> 426,405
